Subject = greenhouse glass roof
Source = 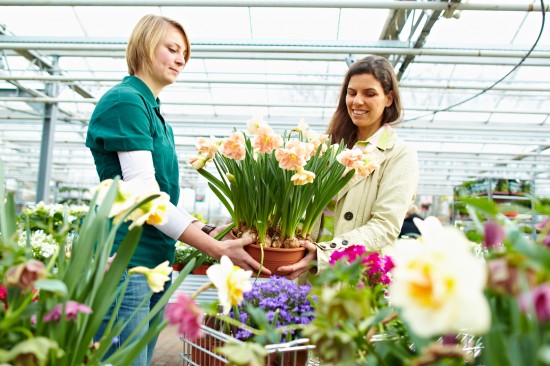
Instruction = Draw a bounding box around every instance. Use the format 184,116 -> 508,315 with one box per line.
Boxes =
0,0 -> 548,205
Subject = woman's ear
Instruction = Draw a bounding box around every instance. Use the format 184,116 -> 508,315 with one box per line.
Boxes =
385,91 -> 394,107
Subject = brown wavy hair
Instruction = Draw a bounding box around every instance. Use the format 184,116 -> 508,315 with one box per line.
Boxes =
326,55 -> 403,148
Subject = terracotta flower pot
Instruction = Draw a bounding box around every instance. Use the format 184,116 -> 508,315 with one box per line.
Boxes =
172,263 -> 184,272
192,263 -> 210,275
244,243 -> 306,276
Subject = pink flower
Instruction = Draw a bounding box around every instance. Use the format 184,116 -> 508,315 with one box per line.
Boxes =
535,217 -> 550,231
0,285 -> 7,310
5,260 -> 47,290
543,235 -> 550,248
520,283 -> 550,323
165,294 -> 204,341
104,254 -> 117,274
330,245 -> 394,285
221,132 -> 246,161
329,244 -> 366,265
43,301 -> 92,323
484,221 -> 505,248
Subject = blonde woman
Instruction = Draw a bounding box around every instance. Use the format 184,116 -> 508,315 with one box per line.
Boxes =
86,15 -> 265,365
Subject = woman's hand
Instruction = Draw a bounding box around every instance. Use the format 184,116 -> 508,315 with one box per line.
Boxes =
216,236 -> 271,276
276,240 -> 317,280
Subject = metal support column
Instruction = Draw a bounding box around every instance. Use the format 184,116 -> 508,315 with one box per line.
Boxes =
36,57 -> 59,203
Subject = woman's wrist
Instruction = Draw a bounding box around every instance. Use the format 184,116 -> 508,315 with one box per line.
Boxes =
201,224 -> 217,235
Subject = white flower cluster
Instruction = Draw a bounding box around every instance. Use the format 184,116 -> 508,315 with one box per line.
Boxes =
18,230 -> 59,262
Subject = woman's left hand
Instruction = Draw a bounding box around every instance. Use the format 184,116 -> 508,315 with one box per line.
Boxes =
276,240 -> 317,280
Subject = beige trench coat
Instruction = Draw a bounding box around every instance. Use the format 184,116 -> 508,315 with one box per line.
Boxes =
313,132 -> 419,272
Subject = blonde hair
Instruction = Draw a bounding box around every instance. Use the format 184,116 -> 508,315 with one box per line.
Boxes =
126,14 -> 190,76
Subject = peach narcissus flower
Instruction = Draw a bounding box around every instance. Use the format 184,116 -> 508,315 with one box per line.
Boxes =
253,131 -> 283,154
206,256 -> 252,314
129,261 -> 173,293
275,143 -> 310,171
221,132 -> 246,161
291,168 -> 316,185
195,137 -> 219,159
336,149 -> 363,169
188,154 -> 209,170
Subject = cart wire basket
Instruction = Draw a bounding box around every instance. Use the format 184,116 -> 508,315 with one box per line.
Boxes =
180,322 -> 317,366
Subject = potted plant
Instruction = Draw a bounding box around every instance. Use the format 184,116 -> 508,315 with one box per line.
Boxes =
0,166 -> 196,365
189,118 -> 381,273
173,242 -> 217,273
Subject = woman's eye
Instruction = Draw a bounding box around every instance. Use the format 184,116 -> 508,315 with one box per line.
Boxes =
168,48 -> 176,53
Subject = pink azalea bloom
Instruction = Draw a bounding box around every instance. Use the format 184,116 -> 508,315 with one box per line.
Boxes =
484,220 -> 505,248
221,132 -> 246,160
6,260 -> 47,290
43,301 -> 92,323
253,132 -> 283,154
290,168 -> 315,185
0,285 -> 7,310
329,245 -> 366,265
520,283 -> 550,323
165,294 -> 204,341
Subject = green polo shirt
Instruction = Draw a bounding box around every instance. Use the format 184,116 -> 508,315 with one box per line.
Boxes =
86,75 -> 179,268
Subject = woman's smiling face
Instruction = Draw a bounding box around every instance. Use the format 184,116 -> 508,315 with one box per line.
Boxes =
345,73 -> 393,140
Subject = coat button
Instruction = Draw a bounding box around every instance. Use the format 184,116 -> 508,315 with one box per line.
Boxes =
330,242 -> 337,248
342,240 -> 348,246
344,212 -> 353,221
320,244 -> 326,250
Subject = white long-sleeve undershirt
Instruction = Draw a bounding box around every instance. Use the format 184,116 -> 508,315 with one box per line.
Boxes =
118,150 -> 195,240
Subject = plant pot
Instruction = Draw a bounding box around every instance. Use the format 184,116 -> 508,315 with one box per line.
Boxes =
192,263 -> 210,275
172,263 -> 184,272
244,243 -> 306,276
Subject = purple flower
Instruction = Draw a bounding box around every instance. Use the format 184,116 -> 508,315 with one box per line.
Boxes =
43,301 -> 92,322
230,276 -> 315,340
520,283 -> 550,323
484,221 -> 505,248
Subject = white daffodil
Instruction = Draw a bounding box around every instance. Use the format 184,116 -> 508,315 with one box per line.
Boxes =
389,217 -> 490,338
206,255 -> 253,314
94,179 -> 136,219
129,261 -> 172,293
127,192 -> 170,229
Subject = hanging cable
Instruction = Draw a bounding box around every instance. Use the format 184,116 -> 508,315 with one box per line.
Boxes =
404,0 -> 546,122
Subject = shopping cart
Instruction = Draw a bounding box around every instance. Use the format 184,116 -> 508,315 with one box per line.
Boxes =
180,322 -> 317,366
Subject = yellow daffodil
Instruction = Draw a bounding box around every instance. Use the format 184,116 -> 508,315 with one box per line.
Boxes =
206,256 -> 252,314
129,261 -> 172,293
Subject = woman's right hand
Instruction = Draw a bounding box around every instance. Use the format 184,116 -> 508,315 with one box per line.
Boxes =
275,240 -> 317,280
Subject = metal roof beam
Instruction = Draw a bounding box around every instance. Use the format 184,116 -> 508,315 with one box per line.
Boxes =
0,0 -> 547,12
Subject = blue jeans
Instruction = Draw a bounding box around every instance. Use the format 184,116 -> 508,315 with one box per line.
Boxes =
96,269 -> 170,366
